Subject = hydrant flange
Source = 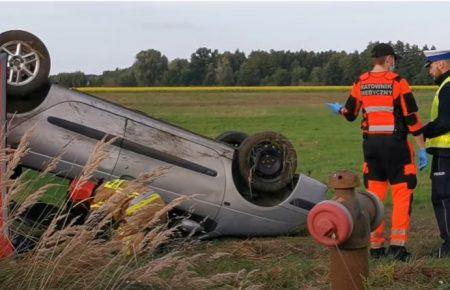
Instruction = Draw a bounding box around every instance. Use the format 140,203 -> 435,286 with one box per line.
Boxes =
358,190 -> 384,231
307,200 -> 354,246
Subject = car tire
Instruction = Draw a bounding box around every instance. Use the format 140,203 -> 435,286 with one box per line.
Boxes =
0,30 -> 51,98
216,131 -> 248,148
237,131 -> 297,193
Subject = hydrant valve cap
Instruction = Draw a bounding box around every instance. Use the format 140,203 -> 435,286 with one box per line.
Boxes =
307,200 -> 354,247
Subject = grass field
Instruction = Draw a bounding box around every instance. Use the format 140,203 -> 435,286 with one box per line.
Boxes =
84,88 -> 449,288
77,85 -> 438,93
3,87 -> 450,289
90,88 -> 434,201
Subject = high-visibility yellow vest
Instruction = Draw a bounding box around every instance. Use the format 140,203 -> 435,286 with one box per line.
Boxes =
426,76 -> 450,149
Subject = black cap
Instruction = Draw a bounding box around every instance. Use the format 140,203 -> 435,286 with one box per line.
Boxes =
371,43 -> 401,60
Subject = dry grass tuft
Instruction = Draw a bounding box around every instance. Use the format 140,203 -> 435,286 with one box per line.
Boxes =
72,136 -> 117,192
124,251 -> 261,290
13,184 -> 60,219
0,137 -> 258,289
2,126 -> 35,207
4,126 -> 34,183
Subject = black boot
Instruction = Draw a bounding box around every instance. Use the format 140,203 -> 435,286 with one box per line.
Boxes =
370,247 -> 386,259
387,245 -> 411,262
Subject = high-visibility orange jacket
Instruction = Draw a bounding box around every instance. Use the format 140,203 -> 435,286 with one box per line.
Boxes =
341,71 -> 422,136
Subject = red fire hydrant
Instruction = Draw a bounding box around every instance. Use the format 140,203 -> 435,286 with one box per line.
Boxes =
307,171 -> 384,290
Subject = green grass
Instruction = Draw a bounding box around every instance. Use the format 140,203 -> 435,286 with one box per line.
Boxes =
91,89 -> 435,203
87,88 -> 444,288
14,169 -> 70,206
76,85 -> 438,93
6,87 -> 446,289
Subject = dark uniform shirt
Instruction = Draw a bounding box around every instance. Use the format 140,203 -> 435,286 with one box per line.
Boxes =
421,70 -> 450,156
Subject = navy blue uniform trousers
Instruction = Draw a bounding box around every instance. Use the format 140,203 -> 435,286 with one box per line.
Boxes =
431,155 -> 450,247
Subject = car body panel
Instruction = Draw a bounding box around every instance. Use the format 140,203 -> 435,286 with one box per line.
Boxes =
8,99 -> 126,179
114,118 -> 227,219
208,157 -> 327,237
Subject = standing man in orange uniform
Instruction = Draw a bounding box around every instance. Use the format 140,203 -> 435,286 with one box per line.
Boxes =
327,43 -> 428,261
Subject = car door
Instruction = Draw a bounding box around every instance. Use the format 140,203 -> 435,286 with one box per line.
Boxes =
8,100 -> 126,180
112,118 -> 226,219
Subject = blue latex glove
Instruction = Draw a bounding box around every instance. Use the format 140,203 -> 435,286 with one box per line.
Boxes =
418,148 -> 428,171
326,102 -> 343,115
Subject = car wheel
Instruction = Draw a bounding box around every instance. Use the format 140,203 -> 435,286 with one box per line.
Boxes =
0,30 -> 51,98
237,131 -> 297,193
216,131 -> 248,148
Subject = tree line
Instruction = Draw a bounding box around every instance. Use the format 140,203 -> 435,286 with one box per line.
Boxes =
50,41 -> 436,87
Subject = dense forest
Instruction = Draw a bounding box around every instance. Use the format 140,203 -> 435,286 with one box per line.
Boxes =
51,41 -> 436,87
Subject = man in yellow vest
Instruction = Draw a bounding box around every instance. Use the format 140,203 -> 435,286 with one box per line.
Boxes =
421,50 -> 450,258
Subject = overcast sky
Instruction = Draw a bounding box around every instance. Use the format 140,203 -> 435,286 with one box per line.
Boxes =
1,1 -> 449,75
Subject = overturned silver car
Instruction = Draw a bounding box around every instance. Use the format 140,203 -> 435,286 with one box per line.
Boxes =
1,30 -> 327,237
